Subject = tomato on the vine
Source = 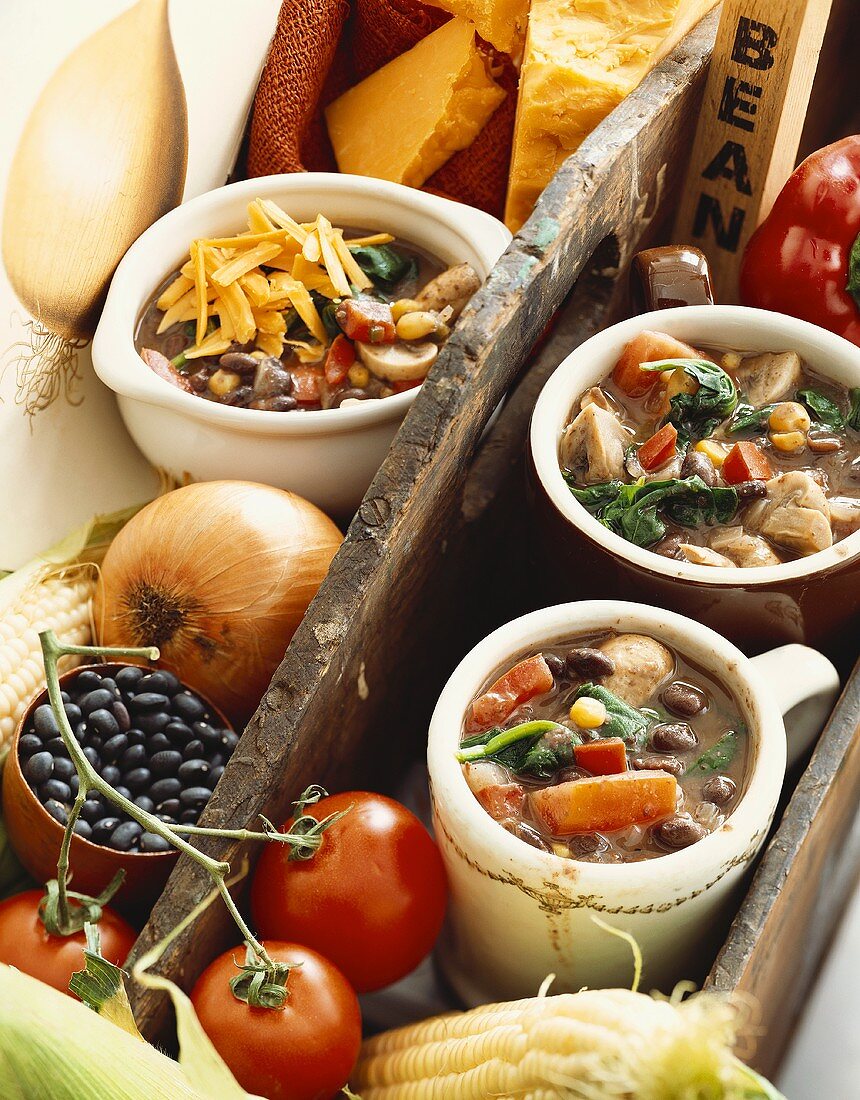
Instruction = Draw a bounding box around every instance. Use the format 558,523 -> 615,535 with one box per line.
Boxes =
191,941 -> 361,1100
0,889 -> 136,995
251,791 -> 448,993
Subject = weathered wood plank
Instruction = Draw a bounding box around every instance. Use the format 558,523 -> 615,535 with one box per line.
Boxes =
707,663 -> 860,1076
127,12 -> 720,1039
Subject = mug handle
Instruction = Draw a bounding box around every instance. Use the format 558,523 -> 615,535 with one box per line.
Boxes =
749,644 -> 841,768
632,244 -> 715,311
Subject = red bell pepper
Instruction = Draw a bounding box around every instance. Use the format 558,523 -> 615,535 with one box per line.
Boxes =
740,136 -> 860,347
722,441 -> 773,484
324,334 -> 355,386
638,423 -> 678,471
469,655 -> 554,731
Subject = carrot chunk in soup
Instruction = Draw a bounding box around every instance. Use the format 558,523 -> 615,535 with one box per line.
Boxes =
470,655 -> 554,730
612,331 -> 702,397
531,771 -> 677,835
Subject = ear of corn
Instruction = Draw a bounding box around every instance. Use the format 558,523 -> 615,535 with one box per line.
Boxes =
0,505 -> 142,751
350,987 -> 785,1100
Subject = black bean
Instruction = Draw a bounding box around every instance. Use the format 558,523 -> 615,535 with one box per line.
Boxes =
73,670 -> 102,694
138,711 -> 171,736
180,786 -> 212,809
121,744 -> 147,771
80,801 -> 104,824
661,681 -> 707,718
160,671 -> 182,695
220,731 -> 238,757
85,787 -> 102,802
565,648 -> 615,679
112,700 -> 131,732
179,808 -> 201,824
208,753 -> 225,770
702,775 -> 736,806
69,774 -> 79,797
114,786 -> 132,802
126,728 -> 146,746
165,721 -> 194,746
46,738 -> 70,758
249,394 -> 299,412
189,370 -> 209,392
171,694 -> 206,723
156,798 -> 181,818
155,812 -> 176,824
130,692 -> 170,713
502,820 -> 552,852
568,833 -> 607,856
115,666 -> 144,692
25,752 -> 54,785
52,757 -> 76,782
192,722 -> 221,750
73,820 -> 93,840
735,480 -> 768,504
220,351 -> 260,375
43,799 -> 67,825
109,821 -> 143,851
140,832 -> 172,853
125,768 -> 152,794
147,733 -> 172,756
100,764 -> 121,787
40,779 -> 71,803
632,754 -> 685,778
88,708 -> 120,739
138,672 -> 172,695
102,733 -> 129,762
86,734 -> 103,753
150,777 -> 182,802
650,723 -> 698,753
178,758 -> 210,785
91,817 -> 122,844
183,739 -> 205,761
100,677 -> 119,696
80,689 -> 116,716
18,733 -> 42,757
543,653 -> 566,679
63,703 -> 82,726
680,449 -> 716,485
150,750 -> 182,778
329,388 -> 369,408
75,721 -> 89,743
205,765 -> 225,790
60,690 -> 71,703
33,704 -> 60,739
655,816 -> 708,849
83,746 -> 101,769
134,795 -> 155,814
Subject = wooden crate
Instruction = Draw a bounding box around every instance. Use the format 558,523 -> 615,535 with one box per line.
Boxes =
127,5 -> 860,1074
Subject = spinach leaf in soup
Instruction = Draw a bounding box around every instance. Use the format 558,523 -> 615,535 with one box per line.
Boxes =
796,388 -> 846,432
849,388 -> 860,431
726,402 -> 776,434
641,358 -> 738,440
687,729 -> 738,775
566,478 -> 626,514
349,244 -> 416,287
457,720 -> 579,777
572,683 -> 650,750
320,300 -> 342,339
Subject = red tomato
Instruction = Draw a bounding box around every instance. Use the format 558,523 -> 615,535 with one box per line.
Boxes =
638,423 -> 678,471
335,299 -> 396,344
470,654 -> 554,730
0,889 -> 136,996
722,441 -> 774,483
251,793 -> 447,993
324,335 -> 355,386
612,331 -> 701,396
192,941 -> 360,1100
574,737 -> 628,776
291,367 -> 323,404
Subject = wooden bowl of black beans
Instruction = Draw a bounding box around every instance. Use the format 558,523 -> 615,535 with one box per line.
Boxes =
2,663 -> 238,918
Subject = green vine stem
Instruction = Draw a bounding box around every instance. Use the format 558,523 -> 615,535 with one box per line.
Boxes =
38,630 -> 344,1007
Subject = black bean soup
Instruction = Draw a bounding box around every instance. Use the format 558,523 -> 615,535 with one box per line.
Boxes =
561,330 -> 860,567
19,665 -> 237,852
458,631 -> 747,862
134,220 -> 481,412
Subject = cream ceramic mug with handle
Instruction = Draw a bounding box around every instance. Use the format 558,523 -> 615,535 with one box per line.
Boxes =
427,600 -> 839,1006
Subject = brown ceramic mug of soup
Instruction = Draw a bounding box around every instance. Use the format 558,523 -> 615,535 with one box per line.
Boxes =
527,249 -> 860,665
427,600 -> 839,1005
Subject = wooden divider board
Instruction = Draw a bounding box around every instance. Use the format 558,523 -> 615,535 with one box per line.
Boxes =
673,0 -> 833,302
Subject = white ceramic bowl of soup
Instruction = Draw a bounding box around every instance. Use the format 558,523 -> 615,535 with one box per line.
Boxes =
93,174 -> 511,519
427,600 -> 839,1006
527,306 -> 860,663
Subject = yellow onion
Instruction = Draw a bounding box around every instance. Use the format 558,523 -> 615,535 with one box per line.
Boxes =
95,482 -> 342,723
